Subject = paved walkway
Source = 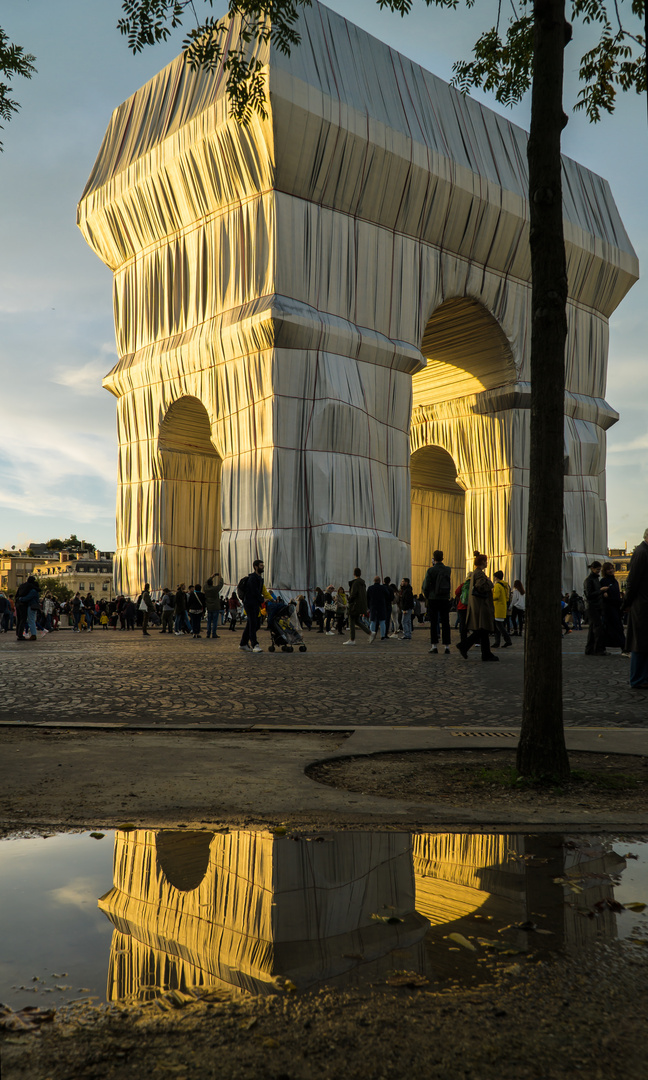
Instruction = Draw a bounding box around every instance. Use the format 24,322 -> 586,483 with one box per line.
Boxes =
0,623 -> 644,728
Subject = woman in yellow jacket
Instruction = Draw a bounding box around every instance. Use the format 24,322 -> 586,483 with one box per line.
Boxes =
492,570 -> 513,648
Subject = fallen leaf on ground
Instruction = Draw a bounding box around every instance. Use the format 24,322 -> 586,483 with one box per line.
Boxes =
385,971 -> 429,988
447,933 -> 476,951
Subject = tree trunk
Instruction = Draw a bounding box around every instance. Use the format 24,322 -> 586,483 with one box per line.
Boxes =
516,0 -> 570,779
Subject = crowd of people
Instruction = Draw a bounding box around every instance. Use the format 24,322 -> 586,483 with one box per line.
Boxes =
2,531 -> 647,687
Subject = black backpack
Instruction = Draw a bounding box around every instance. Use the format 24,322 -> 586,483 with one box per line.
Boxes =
237,576 -> 249,603
434,565 -> 452,598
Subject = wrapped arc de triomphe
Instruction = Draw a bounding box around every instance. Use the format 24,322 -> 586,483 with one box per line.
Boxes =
77,1 -> 638,598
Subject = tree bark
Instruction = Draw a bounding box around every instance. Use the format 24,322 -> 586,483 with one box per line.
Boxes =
516,0 -> 570,779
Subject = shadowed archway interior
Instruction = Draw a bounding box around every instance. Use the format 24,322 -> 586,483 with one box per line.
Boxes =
410,297 -> 517,592
158,396 -> 222,587
410,446 -> 465,592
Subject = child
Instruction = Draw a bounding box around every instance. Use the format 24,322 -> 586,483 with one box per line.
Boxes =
100,611 -> 109,630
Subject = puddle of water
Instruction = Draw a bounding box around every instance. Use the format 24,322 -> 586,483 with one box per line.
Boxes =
0,830 -> 646,1011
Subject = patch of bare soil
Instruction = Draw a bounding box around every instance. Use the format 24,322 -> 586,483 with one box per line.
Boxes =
2,945 -> 647,1080
308,750 -> 648,814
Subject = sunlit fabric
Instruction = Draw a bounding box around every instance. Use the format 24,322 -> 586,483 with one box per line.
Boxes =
77,1 -> 638,596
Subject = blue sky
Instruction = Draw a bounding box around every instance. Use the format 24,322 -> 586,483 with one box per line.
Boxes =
1,0 -> 646,552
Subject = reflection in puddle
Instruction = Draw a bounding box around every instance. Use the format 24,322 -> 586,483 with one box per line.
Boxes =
1,830 -> 646,1011
99,831 -> 429,1000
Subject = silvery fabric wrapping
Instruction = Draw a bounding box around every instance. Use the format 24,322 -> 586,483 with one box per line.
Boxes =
77,0 -> 638,597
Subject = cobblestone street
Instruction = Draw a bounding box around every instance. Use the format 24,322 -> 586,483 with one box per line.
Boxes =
0,624 -> 643,728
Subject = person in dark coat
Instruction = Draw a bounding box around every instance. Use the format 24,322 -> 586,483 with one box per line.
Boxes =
583,562 -> 606,655
367,576 -> 390,642
204,576 -> 223,639
343,568 -> 369,645
240,559 -> 266,653
623,529 -> 648,688
600,562 -> 625,650
422,550 -> 452,653
456,554 -> 497,661
15,576 -> 39,642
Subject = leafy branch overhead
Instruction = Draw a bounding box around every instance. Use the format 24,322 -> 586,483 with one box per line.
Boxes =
118,0 -> 648,124
0,28 -> 36,151
117,0 -> 310,123
0,0 -> 644,137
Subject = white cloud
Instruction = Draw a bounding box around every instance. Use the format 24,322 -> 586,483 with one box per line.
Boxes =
53,351 -> 116,396
608,432 -> 648,453
49,875 -> 104,909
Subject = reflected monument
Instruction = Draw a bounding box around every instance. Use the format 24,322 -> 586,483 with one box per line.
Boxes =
98,829 -> 626,1004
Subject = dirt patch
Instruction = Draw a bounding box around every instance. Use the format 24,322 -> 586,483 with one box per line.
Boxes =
308,750 -> 648,815
2,943 -> 647,1080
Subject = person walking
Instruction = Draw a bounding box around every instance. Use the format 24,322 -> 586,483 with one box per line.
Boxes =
456,554 -> 498,661
296,595 -> 312,630
239,559 -> 267,653
137,583 -> 154,636
204,575 -> 223,639
422,550 -> 452,654
510,580 -> 526,635
583,561 -> 606,655
400,577 -> 414,640
623,528 -> 648,688
492,571 -> 512,648
342,568 -> 369,645
324,586 -> 337,634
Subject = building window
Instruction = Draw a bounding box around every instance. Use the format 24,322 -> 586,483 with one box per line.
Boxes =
79,583 -> 85,591
89,582 -> 95,591
102,582 -> 109,591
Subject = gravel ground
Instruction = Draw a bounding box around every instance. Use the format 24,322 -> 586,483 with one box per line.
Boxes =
2,943 -> 647,1080
308,750 -> 648,815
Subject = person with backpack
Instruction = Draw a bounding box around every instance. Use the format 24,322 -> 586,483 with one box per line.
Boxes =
457,553 -> 498,661
422,550 -> 452,654
239,559 -> 268,653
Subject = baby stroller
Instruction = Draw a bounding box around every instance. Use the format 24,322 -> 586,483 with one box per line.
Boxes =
266,598 -> 307,653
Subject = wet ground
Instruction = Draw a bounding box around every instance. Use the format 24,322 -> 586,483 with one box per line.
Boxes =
1,828 -> 647,1015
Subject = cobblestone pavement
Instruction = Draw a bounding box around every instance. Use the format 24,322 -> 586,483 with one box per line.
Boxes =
0,624 -> 643,728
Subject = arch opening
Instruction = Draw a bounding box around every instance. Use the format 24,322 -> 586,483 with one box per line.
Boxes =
158,396 -> 222,587
155,831 -> 213,892
410,446 -> 465,592
410,298 -> 516,591
414,297 -> 516,405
